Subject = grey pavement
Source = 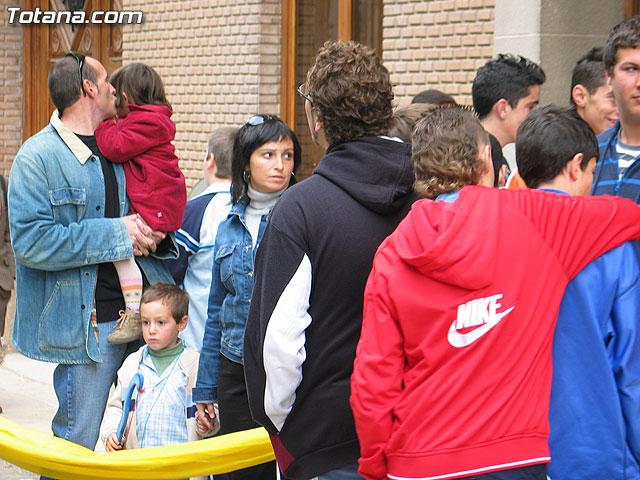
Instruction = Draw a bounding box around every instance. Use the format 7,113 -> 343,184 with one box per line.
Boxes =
0,343 -> 57,480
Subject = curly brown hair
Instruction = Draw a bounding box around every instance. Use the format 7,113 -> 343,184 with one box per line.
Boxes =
412,106 -> 489,199
307,41 -> 394,146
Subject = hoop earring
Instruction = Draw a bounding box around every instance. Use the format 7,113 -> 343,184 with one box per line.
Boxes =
243,170 -> 251,183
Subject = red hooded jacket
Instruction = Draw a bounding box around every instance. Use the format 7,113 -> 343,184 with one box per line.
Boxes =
351,186 -> 640,480
96,104 -> 186,231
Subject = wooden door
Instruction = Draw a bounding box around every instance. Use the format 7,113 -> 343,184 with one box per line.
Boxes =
626,0 -> 640,17
23,0 -> 123,141
280,0 -> 383,179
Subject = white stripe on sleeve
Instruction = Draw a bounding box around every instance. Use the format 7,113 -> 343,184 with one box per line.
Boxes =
263,253 -> 313,431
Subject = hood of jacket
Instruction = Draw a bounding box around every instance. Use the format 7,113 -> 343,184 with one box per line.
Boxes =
314,136 -> 414,215
127,103 -> 173,117
390,185 -> 499,290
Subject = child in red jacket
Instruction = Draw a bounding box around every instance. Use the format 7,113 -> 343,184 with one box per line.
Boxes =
96,63 -> 186,344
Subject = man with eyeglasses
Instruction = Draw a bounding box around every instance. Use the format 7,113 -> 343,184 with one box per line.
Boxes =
244,40 -> 418,480
8,53 -> 176,462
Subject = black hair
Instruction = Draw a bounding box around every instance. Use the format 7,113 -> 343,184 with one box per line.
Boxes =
231,114 -> 301,203
472,54 -> 546,119
516,105 -> 598,189
411,89 -> 456,106
48,54 -> 98,115
604,16 -> 640,76
570,47 -> 607,106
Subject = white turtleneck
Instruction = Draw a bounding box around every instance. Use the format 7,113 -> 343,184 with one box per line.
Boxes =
245,184 -> 285,248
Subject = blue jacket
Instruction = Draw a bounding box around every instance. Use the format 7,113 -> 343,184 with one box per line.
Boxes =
192,197 -> 267,403
548,241 -> 640,479
592,120 -> 640,202
8,112 -> 176,364
165,183 -> 232,352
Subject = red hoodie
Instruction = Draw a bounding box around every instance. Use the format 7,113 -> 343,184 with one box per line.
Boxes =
351,186 -> 640,480
96,104 -> 186,231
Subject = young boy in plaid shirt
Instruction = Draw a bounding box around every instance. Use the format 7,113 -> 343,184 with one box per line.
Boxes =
97,283 -> 218,457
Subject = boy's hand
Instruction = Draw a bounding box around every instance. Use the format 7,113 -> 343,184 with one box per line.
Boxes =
105,432 -> 123,452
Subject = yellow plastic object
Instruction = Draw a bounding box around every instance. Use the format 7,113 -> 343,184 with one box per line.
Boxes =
0,416 -> 275,480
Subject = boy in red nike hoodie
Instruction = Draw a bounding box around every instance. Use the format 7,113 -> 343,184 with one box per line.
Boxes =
350,106 -> 640,480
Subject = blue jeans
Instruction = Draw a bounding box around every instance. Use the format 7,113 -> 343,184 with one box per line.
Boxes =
41,320 -> 142,480
317,464 -> 363,480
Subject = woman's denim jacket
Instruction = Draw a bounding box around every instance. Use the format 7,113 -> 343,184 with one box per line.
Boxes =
9,112 -> 176,364
193,197 -> 267,403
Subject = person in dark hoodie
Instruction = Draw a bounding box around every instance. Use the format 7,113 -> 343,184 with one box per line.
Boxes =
243,40 -> 418,480
350,106 -> 640,480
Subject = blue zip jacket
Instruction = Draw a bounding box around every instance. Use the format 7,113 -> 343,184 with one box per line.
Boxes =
192,197 -> 267,403
537,188 -> 640,479
548,241 -> 640,479
592,120 -> 640,202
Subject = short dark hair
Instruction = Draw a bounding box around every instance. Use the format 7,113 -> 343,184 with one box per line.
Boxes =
604,16 -> 640,76
231,115 -> 301,203
516,105 -> 598,189
110,62 -> 171,111
141,282 -> 189,323
570,47 -> 607,106
389,103 -> 438,142
412,106 -> 489,199
207,127 -> 238,179
48,54 -> 98,115
411,89 -> 456,106
472,54 -> 546,119
307,41 -> 394,145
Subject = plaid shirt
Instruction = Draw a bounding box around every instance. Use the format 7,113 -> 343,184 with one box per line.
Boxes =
136,347 -> 189,448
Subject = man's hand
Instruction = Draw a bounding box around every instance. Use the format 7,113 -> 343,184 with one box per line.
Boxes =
137,214 -> 166,247
122,214 -> 158,256
195,402 -> 217,433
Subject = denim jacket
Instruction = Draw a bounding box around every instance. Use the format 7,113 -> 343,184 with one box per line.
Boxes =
8,112 -> 176,364
193,197 -> 267,403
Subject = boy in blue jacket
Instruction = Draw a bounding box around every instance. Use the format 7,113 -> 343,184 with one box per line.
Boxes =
517,105 -> 640,480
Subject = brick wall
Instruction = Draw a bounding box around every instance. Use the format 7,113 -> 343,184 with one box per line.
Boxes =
0,0 -> 22,177
121,0 -> 496,185
383,0 -> 495,107
122,0 -> 282,189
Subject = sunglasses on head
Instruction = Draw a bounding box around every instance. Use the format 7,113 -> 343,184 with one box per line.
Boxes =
65,51 -> 86,97
245,114 -> 278,127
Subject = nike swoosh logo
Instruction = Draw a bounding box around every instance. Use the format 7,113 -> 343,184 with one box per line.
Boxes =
447,306 -> 515,348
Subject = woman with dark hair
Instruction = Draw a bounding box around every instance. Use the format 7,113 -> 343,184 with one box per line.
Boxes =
193,114 -> 300,480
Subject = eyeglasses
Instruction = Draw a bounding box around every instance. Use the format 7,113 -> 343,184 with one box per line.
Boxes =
66,51 -> 86,97
245,114 -> 277,127
297,84 -> 312,104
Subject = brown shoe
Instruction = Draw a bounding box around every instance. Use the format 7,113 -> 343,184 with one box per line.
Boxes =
107,309 -> 142,344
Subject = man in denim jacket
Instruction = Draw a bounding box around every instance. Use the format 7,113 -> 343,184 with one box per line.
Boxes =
8,54 -> 176,460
